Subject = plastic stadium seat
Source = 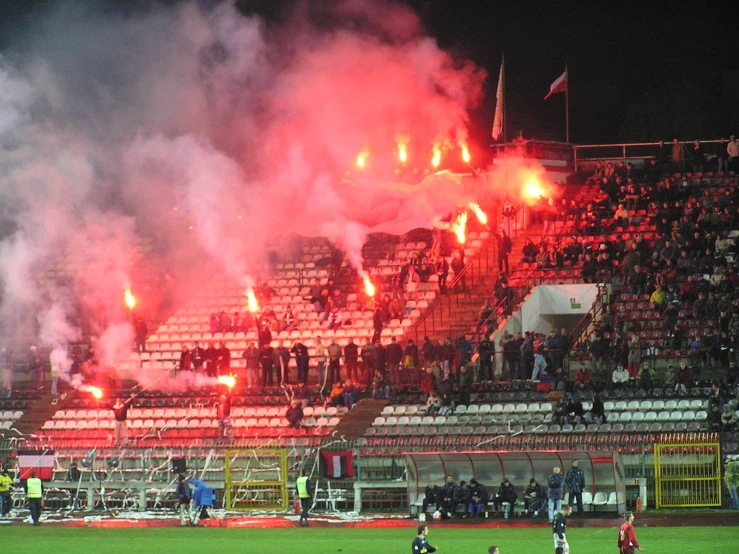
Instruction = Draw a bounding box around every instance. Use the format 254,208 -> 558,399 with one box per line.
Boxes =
677,400 -> 690,410
639,400 -> 652,411
455,405 -> 467,414
652,400 -> 665,411
631,412 -> 644,423
466,405 -> 479,414
491,405 -> 503,415
669,411 -> 682,422
665,400 -> 678,411
657,411 -> 670,422
682,411 -> 695,421
695,411 -> 707,421
644,412 -> 657,422
627,401 -> 640,411
689,399 -> 704,411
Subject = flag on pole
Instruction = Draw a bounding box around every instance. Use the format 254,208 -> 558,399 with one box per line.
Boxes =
544,69 -> 567,100
491,60 -> 504,140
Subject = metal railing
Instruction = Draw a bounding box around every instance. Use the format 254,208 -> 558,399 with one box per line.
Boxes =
407,235 -> 497,343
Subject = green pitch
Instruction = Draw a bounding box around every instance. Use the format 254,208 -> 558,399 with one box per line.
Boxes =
2,525 -> 738,553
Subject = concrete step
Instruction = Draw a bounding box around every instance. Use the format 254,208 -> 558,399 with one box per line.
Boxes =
329,398 -> 388,440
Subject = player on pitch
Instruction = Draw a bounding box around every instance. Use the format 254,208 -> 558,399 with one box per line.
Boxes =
618,512 -> 644,554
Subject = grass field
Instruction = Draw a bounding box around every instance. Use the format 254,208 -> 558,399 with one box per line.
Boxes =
2,525 -> 738,554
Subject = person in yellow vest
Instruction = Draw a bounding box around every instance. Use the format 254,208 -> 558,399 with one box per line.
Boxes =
0,468 -> 13,517
296,470 -> 313,527
24,471 -> 43,526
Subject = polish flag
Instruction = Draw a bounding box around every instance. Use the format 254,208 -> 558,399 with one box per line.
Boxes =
544,69 -> 567,100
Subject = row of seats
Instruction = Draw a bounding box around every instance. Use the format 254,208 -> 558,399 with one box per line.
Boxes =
42,416 -> 341,430
366,421 -> 710,437
0,410 -> 22,420
51,405 -> 346,420
382,398 -> 711,417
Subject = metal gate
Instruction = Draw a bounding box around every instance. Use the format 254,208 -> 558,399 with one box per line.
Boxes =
224,448 -> 289,511
654,433 -> 722,508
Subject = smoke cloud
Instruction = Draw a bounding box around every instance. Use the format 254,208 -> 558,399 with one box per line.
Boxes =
0,1 -> 551,393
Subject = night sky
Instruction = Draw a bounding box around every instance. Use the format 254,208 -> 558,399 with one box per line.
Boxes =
4,0 -> 739,145
242,0 -> 739,145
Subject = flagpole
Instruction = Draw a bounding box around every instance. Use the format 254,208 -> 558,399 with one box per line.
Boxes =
502,54 -> 507,145
565,64 -> 569,143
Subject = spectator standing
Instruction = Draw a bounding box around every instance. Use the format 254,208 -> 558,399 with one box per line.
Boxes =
0,468 -> 13,517
112,393 -> 136,446
315,338 -> 327,390
242,343 -> 259,389
327,340 -> 342,384
24,471 -> 43,526
176,474 -> 193,527
134,317 -> 148,353
498,230 -> 512,273
547,466 -> 565,523
728,135 -> 739,172
344,339 -> 359,382
386,337 -> 404,384
291,342 -> 310,386
216,393 -> 233,441
565,461 -> 585,515
296,470 -> 314,527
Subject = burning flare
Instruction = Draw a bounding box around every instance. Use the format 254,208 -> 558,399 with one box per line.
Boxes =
217,375 -> 236,388
246,289 -> 259,313
454,212 -> 468,244
81,385 -> 103,399
461,145 -> 471,164
469,202 -> 488,225
431,148 -> 441,168
356,152 -> 367,168
363,275 -> 376,297
523,179 -> 546,204
124,289 -> 136,310
398,143 -> 408,164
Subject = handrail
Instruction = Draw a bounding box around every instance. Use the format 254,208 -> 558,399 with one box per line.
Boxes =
408,234 -> 497,342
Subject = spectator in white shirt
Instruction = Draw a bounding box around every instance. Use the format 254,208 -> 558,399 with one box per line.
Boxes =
612,363 -> 630,388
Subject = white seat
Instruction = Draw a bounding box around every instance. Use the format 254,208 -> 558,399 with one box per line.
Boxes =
665,400 -> 678,411
514,403 -> 528,414
502,404 -> 515,415
373,417 -> 386,426
466,405 -> 479,414
639,400 -> 652,411
682,410 -> 695,421
689,399 -> 704,411
695,410 -> 707,421
677,400 -> 690,410
669,411 -> 683,422
455,405 -> 467,414
631,412 -> 644,423
491,405 -> 503,414
618,412 -> 632,423
527,403 -> 540,414
615,401 -> 627,411
478,404 -> 492,414
381,406 -> 394,415
591,492 -> 607,508
652,400 -> 665,411
606,492 -> 618,507
397,416 -> 410,426
627,401 -> 640,411
657,411 -> 670,422
603,401 -> 615,412
581,492 -> 593,511
644,411 -> 657,422
384,416 -> 398,426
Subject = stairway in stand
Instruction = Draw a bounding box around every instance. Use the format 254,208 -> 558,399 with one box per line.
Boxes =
412,224 -> 542,343
13,392 -> 75,437
327,398 -> 387,440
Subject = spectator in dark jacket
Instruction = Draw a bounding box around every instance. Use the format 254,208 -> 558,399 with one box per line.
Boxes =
285,400 -> 304,429
565,461 -> 585,514
547,466 -> 565,523
524,478 -> 546,516
467,479 -> 490,518
493,479 -> 517,517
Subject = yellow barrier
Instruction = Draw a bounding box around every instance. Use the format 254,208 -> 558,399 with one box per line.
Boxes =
654,433 -> 722,508
224,448 -> 289,511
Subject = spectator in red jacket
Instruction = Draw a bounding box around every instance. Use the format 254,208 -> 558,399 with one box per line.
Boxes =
574,362 -> 592,393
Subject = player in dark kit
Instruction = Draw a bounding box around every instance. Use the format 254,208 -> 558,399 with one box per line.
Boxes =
618,512 -> 644,554
412,524 -> 438,553
552,504 -> 572,554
